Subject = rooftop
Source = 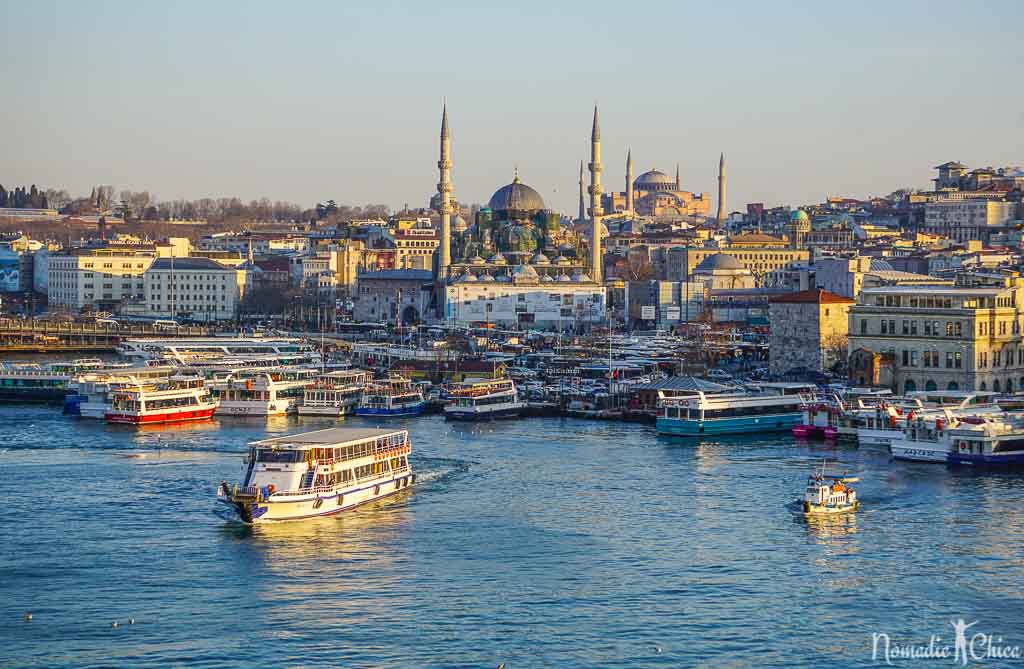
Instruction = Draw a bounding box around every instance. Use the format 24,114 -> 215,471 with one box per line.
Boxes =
251,427 -> 405,447
151,257 -> 232,271
357,269 -> 433,281
769,289 -> 854,305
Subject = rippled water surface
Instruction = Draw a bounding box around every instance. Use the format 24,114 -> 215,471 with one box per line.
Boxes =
2,406 -> 1024,668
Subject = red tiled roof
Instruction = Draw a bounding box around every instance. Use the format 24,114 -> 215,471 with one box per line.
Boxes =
769,289 -> 854,305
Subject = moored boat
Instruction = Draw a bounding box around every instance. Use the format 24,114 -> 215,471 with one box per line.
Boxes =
656,385 -> 807,437
105,375 -> 219,425
355,376 -> 425,417
948,413 -> 1024,466
209,367 -> 317,416
297,369 -> 370,417
444,378 -> 525,421
217,426 -> 415,523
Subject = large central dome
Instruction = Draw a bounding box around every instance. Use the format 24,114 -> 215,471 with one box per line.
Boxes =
635,169 -> 675,190
487,175 -> 545,213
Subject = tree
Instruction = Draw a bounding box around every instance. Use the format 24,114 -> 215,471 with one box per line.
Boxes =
822,332 -> 850,374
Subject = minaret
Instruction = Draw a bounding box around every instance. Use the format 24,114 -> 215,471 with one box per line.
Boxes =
625,148 -> 634,216
715,152 -> 727,227
578,160 -> 586,221
437,104 -> 452,277
674,163 -> 681,191
588,106 -> 603,282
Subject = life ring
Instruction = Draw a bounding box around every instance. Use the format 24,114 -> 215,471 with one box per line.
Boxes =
267,484 -> 276,495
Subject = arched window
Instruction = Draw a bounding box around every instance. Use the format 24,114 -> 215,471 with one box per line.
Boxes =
980,381 -> 988,391
994,379 -> 1001,393
1007,379 -> 1014,393
925,380 -> 937,391
904,379 -> 917,393
947,381 -> 959,390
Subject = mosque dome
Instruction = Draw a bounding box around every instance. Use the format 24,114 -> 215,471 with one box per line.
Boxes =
470,255 -> 486,265
791,209 -> 810,222
573,272 -> 592,283
554,255 -> 571,266
531,252 -> 550,265
556,274 -> 572,282
488,253 -> 508,265
480,273 -> 496,282
541,274 -> 554,283
635,169 -> 676,191
460,273 -> 479,282
487,175 -> 545,212
513,264 -> 539,278
694,253 -> 744,273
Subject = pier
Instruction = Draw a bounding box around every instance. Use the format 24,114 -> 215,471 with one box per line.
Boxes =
0,318 -> 212,353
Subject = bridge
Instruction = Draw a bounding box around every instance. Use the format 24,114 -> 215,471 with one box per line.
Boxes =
0,318 -> 212,353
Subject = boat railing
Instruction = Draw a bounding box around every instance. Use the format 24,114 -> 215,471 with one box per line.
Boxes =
269,465 -> 411,497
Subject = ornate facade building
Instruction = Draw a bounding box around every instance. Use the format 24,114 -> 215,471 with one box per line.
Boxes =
602,162 -> 711,219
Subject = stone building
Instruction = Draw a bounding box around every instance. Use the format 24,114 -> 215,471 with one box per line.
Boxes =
353,269 -> 432,324
769,289 -> 854,376
846,273 -> 1024,393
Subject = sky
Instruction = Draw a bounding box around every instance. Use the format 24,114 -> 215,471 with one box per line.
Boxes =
1,0 -> 1022,216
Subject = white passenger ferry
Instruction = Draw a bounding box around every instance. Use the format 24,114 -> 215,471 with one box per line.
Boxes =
106,375 -> 219,425
297,370 -> 370,417
947,413 -> 1024,466
117,337 -> 319,365
355,376 -> 425,417
890,407 -> 1004,463
656,384 -> 811,436
444,378 -> 525,421
217,427 -> 415,523
209,367 -> 318,416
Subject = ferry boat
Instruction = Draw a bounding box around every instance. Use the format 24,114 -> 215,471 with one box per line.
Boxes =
65,366 -> 178,418
656,386 -> 806,436
801,463 -> 859,515
0,358 -> 122,403
863,392 -> 1000,450
217,427 -> 414,523
793,394 -> 842,440
947,413 -> 1024,466
890,408 -> 1003,463
105,375 -> 219,425
117,337 -> 320,365
209,367 -> 318,416
355,376 -> 425,417
297,370 -> 370,417
444,378 -> 525,421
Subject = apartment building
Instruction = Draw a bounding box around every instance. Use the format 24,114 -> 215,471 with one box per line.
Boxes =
847,275 -> 1024,393
143,257 -> 249,321
47,247 -> 155,311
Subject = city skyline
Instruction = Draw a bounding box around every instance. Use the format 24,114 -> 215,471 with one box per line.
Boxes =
2,0 -> 1022,215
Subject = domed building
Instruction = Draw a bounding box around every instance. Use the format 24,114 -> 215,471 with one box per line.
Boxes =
601,159 -> 711,219
786,209 -> 811,249
692,253 -> 755,290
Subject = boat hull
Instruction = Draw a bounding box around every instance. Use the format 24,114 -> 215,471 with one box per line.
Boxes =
857,428 -> 900,448
355,403 -> 425,418
803,500 -> 859,515
890,442 -> 950,463
949,452 -> 1024,466
656,412 -> 802,436
297,405 -> 357,417
444,405 -> 524,421
222,474 -> 415,524
217,401 -> 294,417
0,387 -> 68,403
106,407 -> 217,425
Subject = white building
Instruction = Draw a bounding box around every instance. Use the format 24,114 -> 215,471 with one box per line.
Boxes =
924,200 -> 1018,243
143,257 -> 250,321
444,265 -> 605,330
47,247 -> 155,311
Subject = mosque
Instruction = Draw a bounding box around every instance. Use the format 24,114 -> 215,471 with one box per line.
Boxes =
431,106 -> 607,329
599,155 -> 712,219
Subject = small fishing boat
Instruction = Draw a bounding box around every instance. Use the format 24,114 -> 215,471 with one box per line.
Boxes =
801,463 -> 859,515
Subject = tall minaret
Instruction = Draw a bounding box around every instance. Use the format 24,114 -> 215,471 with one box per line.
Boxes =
674,163 -> 681,191
625,148 -> 634,216
578,160 -> 586,221
588,106 -> 603,282
437,104 -> 452,277
715,152 -> 727,227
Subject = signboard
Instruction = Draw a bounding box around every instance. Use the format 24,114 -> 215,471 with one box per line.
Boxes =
665,307 -> 681,321
641,305 -> 656,320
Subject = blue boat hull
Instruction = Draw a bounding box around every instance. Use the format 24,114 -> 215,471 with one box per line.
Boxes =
656,412 -> 803,437
949,452 -> 1024,467
355,403 -> 425,418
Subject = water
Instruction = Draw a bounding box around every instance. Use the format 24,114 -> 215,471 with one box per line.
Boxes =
2,407 -> 1024,668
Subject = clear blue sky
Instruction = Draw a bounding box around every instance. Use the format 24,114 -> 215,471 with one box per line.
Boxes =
2,0 -> 1021,215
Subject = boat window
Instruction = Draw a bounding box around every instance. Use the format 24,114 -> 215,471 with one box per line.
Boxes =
254,449 -> 304,463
